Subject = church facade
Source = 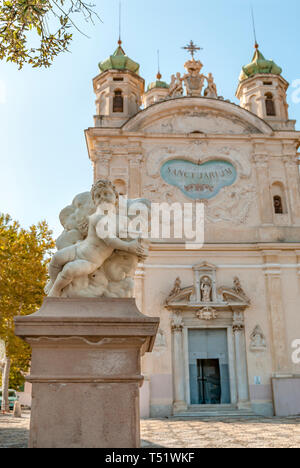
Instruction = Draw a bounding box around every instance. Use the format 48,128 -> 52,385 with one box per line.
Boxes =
85,40 -> 300,418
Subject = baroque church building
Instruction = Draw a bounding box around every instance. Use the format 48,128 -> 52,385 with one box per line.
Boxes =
85,40 -> 300,418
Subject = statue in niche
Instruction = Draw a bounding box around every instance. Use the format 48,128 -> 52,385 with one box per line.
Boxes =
200,276 -> 212,302
46,180 -> 149,299
204,73 -> 218,99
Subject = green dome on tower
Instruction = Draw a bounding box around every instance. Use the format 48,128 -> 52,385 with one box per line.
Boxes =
99,41 -> 140,75
147,72 -> 169,92
239,45 -> 282,82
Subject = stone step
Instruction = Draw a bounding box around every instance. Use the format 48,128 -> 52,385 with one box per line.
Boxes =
174,408 -> 256,418
175,412 -> 255,418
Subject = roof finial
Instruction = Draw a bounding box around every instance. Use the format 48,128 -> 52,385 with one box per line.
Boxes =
182,40 -> 203,60
251,4 -> 259,49
157,49 -> 162,80
118,1 -> 122,46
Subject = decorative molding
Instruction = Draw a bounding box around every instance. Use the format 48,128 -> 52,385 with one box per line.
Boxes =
171,312 -> 184,332
233,311 -> 245,332
29,336 -> 145,346
128,154 -> 143,168
27,375 -> 144,384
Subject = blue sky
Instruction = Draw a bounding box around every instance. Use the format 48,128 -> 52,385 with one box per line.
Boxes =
0,0 -> 299,239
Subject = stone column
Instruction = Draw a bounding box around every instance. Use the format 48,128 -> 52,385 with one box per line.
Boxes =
171,311 -> 187,413
253,144 -> 273,225
15,298 -> 159,449
128,155 -> 143,199
233,311 -> 250,408
263,251 -> 289,374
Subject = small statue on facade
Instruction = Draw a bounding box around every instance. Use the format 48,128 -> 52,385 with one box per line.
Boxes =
233,277 -> 249,302
200,276 -> 212,302
168,73 -> 184,98
168,277 -> 182,298
204,73 -> 218,99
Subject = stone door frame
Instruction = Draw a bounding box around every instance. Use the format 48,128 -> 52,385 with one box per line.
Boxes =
182,324 -> 237,408
170,306 -> 251,414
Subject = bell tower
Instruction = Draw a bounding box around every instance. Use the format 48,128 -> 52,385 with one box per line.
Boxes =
236,45 -> 295,130
93,41 -> 145,128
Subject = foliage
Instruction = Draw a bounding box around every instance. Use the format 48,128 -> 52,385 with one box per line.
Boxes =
0,214 -> 54,390
0,1 -> 100,68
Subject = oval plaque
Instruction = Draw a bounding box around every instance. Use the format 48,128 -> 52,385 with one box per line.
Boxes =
160,159 -> 237,200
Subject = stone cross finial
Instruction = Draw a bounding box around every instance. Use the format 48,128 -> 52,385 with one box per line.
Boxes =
182,40 -> 203,60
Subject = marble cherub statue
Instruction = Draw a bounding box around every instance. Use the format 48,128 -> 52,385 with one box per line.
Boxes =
46,180 -> 148,298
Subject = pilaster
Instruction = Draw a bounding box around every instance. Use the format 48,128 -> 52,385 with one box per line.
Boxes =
253,142 -> 273,225
263,251 -> 289,375
171,311 -> 187,413
232,310 -> 250,407
128,154 -> 143,199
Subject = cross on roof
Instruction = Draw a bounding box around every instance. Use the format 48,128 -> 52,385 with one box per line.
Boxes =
182,40 -> 203,59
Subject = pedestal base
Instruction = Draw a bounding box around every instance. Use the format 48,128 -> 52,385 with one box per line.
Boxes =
15,298 -> 159,448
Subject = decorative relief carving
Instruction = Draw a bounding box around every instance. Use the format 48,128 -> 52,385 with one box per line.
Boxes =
144,182 -> 177,203
166,278 -> 194,305
218,277 -> 250,304
166,267 -> 250,312
233,311 -> 245,332
196,307 -> 218,321
250,325 -> 267,352
168,277 -> 182,299
171,312 -> 184,332
128,154 -> 144,168
166,267 -> 250,334
206,184 -> 256,225
168,53 -> 218,99
154,329 -> 167,348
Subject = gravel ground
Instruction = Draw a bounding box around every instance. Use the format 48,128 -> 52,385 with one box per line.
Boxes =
1,411 -> 300,448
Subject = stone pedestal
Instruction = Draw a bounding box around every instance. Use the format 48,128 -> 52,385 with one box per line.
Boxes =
15,298 -> 159,449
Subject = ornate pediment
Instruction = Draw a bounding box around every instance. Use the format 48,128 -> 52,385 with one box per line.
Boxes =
218,277 -> 250,304
165,264 -> 250,311
166,277 -> 194,305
